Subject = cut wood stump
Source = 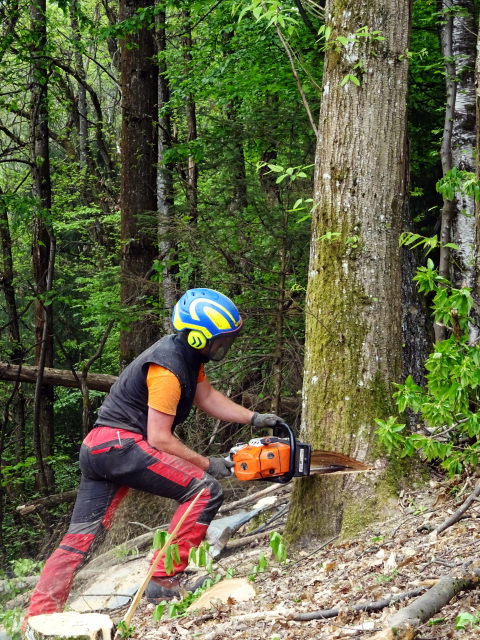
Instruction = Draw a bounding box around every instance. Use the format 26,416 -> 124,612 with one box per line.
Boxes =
24,612 -> 113,639
186,577 -> 255,611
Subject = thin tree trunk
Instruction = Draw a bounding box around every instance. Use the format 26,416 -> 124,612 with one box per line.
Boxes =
258,142 -> 287,416
0,192 -> 26,462
476,7 -> 480,304
436,2 -> 456,341
70,0 -> 88,169
156,7 -> 178,332
30,0 -> 55,493
286,0 -> 410,543
119,0 -> 159,366
271,215 -> 287,415
182,10 -> 198,224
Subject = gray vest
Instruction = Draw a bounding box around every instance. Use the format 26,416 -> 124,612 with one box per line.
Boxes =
94,335 -> 203,437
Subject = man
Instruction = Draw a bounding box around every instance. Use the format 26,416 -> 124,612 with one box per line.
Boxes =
25,288 -> 282,618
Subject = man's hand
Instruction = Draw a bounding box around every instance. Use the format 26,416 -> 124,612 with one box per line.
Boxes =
251,412 -> 282,428
207,457 -> 234,479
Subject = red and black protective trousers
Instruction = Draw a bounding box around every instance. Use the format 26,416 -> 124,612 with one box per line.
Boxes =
26,426 -> 223,617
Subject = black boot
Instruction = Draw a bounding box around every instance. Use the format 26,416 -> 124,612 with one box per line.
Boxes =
145,573 -> 211,604
145,575 -> 182,603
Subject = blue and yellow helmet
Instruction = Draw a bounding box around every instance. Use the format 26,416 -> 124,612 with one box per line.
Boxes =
172,288 -> 242,358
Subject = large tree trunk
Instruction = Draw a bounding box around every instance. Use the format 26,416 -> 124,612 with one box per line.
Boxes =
119,0 -> 159,366
30,0 -> 55,492
286,0 -> 410,543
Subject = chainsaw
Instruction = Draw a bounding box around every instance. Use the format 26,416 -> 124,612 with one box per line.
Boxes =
228,422 -> 372,484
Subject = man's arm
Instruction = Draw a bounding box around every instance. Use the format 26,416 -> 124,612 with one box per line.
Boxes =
147,407 -> 209,470
194,379 -> 254,424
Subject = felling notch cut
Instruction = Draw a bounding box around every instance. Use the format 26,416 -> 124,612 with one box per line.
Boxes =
230,422 -> 373,483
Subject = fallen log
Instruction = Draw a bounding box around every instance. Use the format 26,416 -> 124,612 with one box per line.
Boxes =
0,362 -> 116,392
436,480 -> 480,534
17,490 -> 78,515
372,567 -> 480,640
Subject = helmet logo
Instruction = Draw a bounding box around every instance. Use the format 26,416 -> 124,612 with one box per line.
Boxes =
188,330 -> 207,349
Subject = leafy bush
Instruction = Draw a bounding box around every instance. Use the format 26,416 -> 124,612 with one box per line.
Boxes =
376,256 -> 480,475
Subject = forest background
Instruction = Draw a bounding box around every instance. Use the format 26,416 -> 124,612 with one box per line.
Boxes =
0,0 -> 479,599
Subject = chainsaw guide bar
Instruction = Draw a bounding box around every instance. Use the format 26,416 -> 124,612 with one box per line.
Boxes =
308,450 -> 374,475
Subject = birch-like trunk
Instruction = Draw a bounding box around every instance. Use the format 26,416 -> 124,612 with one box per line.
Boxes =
450,1 -> 476,293
438,1 -> 477,342
287,0 -> 410,542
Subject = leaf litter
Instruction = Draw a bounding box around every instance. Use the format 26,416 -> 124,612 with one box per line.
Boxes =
128,477 -> 480,640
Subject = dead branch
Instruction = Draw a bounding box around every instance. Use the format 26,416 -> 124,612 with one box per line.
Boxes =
225,526 -> 285,550
0,361 -> 117,391
436,480 -> 480,534
291,586 -> 427,622
372,567 -> 480,640
217,483 -> 291,515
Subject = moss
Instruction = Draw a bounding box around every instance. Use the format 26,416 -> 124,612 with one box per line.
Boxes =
285,475 -> 343,547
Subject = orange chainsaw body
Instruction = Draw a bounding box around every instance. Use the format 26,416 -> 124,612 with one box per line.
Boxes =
232,440 -> 293,481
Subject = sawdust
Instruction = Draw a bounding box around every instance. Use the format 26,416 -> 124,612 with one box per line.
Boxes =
126,476 -> 480,640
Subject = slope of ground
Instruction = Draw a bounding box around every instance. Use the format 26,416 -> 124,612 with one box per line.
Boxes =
128,476 -> 480,640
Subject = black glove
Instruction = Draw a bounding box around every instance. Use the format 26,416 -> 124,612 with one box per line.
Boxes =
250,412 -> 282,428
207,456 -> 234,479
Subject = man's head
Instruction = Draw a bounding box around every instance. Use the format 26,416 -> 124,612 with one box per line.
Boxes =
172,288 -> 242,361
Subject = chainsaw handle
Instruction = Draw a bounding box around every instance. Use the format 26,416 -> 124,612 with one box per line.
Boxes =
265,421 -> 296,484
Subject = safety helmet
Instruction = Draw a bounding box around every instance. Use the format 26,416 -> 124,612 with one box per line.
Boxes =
172,288 -> 242,360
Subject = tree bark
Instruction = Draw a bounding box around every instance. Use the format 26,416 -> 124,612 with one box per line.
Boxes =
119,0 -> 159,367
286,0 -> 410,543
30,0 -> 55,492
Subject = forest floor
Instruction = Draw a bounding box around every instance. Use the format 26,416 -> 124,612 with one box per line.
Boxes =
127,475 -> 480,640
